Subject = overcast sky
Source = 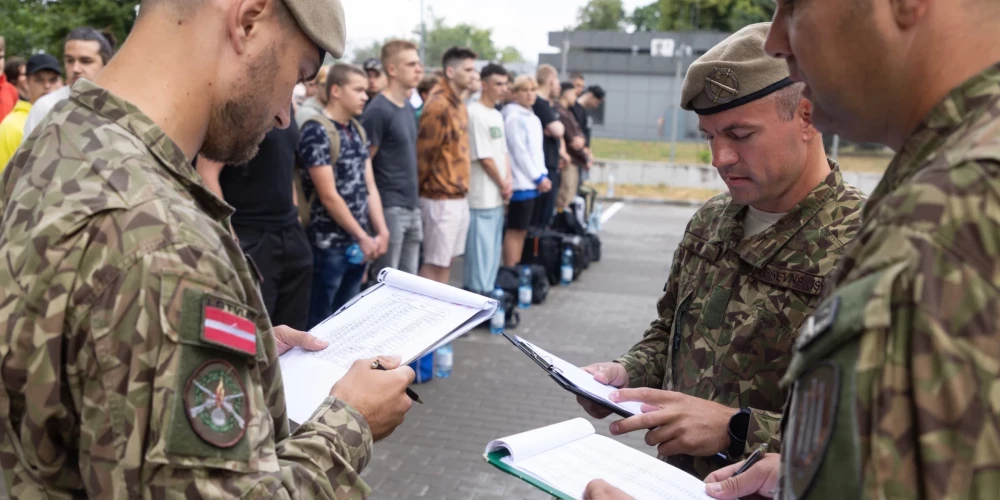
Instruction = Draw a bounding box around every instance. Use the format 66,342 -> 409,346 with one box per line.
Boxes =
341,0 -> 649,63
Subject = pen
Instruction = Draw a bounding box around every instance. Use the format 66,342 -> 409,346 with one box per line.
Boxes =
371,359 -> 424,404
732,443 -> 768,477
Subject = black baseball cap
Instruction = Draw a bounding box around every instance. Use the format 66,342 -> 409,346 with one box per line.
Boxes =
26,54 -> 62,77
363,58 -> 383,74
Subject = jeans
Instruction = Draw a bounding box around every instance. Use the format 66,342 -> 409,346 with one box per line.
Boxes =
463,206 -> 505,294
308,241 -> 366,329
370,206 -> 423,280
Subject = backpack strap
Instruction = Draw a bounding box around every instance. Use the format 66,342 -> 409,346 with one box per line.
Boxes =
296,114 -> 345,227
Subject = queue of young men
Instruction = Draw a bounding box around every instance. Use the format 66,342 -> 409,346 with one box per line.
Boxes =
7,0 -> 996,498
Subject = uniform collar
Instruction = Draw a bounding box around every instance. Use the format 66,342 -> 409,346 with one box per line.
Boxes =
69,79 -> 234,221
716,160 -> 843,268
865,63 -> 1000,218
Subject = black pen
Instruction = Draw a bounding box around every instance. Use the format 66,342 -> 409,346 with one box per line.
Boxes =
371,359 -> 424,404
732,443 -> 768,477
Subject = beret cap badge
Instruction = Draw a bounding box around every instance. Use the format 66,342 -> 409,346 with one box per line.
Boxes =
705,68 -> 741,104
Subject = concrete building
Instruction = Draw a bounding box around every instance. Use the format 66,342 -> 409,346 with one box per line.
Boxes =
539,30 -> 730,142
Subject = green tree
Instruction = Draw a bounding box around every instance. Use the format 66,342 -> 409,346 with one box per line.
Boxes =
417,17 -> 522,67
350,40 -> 385,65
0,0 -> 138,59
575,0 -> 626,31
629,2 -> 662,32
655,0 -> 773,32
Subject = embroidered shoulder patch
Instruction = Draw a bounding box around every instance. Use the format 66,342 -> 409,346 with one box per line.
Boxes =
785,361 -> 840,498
184,359 -> 251,448
202,296 -> 257,356
751,264 -> 824,296
795,296 -> 840,350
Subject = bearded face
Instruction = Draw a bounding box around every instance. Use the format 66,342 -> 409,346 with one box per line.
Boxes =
200,45 -> 282,165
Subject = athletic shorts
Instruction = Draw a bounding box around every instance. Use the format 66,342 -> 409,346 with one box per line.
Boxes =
506,198 -> 536,230
419,197 -> 470,267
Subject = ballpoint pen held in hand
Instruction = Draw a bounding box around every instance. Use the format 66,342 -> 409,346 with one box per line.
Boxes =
371,359 -> 424,404
732,443 -> 768,477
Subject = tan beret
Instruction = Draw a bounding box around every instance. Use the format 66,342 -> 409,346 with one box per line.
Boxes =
285,0 -> 347,59
680,23 -> 791,115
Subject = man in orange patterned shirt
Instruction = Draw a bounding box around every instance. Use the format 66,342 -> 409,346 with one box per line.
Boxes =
416,46 -> 479,284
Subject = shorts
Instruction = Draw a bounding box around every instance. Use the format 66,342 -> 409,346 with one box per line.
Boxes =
506,197 -> 536,230
419,197 -> 470,267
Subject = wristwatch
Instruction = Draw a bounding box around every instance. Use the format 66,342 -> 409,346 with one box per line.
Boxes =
727,407 -> 751,461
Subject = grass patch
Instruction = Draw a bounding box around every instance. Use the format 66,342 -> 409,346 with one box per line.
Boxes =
591,138 -> 892,174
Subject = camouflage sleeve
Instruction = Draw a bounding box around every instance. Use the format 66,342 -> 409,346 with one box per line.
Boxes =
615,242 -> 686,388
80,244 -> 373,498
744,408 -> 783,458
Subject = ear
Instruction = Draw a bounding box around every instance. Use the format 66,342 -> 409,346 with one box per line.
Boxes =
229,0 -> 270,56
798,98 -> 818,141
891,0 -> 930,28
445,65 -> 455,81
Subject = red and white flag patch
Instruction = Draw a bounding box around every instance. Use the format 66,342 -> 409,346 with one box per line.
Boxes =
203,305 -> 257,356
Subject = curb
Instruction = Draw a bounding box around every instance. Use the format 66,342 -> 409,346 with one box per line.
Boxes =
597,196 -> 705,208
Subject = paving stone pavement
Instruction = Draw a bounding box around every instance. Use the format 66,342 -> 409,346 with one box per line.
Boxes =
0,203 -> 696,500
363,203 -> 698,500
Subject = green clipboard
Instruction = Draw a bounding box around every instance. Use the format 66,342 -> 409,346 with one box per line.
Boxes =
483,450 -> 575,500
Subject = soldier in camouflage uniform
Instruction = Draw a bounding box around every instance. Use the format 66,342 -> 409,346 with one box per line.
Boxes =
700,1 -> 1000,499
0,0 -> 416,498
576,23 -> 865,480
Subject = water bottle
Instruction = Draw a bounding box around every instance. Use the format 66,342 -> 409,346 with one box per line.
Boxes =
434,344 -> 453,378
490,288 -> 506,335
518,266 -> 533,309
561,247 -> 574,285
607,174 -> 616,198
345,243 -> 365,265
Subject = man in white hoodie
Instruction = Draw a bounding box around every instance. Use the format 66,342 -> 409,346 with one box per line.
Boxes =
502,74 -> 552,267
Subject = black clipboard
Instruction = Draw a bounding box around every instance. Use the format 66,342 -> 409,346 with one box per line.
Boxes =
501,332 -> 635,419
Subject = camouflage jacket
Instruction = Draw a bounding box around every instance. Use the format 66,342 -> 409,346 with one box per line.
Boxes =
0,80 -> 373,499
616,162 -> 865,479
778,65 -> 1000,500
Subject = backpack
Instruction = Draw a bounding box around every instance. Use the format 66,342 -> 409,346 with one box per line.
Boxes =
294,114 -> 368,227
528,264 -> 550,304
521,227 -> 564,286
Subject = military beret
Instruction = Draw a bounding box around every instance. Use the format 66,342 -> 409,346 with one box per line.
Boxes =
284,0 -> 347,59
680,23 -> 792,115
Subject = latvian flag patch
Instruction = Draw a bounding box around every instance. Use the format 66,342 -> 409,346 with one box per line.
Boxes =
203,304 -> 257,356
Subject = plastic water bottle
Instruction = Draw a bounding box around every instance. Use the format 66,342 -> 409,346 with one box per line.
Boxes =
434,344 -> 453,378
518,266 -> 533,309
607,174 -> 616,198
490,288 -> 506,335
561,247 -> 574,285
589,202 -> 603,232
345,243 -> 365,265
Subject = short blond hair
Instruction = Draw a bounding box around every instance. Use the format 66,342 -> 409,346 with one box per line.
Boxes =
381,40 -> 418,67
511,74 -> 538,92
536,64 -> 558,86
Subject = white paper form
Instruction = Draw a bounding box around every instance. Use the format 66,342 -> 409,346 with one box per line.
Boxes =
486,418 -> 595,463
280,281 -> 482,423
518,337 -> 644,416
514,434 -> 713,500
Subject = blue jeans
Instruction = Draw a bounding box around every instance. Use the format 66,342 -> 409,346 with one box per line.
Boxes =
463,206 -> 505,294
308,242 -> 366,329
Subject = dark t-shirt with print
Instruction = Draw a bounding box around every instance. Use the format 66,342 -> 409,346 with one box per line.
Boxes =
532,96 -> 560,173
297,119 -> 371,247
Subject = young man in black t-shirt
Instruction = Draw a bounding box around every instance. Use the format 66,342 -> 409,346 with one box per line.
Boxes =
531,64 -> 567,227
571,84 -> 605,181
196,107 -> 313,331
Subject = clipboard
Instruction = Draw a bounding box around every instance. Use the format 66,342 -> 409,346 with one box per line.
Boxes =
501,332 -> 636,419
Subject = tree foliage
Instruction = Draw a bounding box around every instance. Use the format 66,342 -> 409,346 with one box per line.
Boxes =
653,0 -> 774,32
1,0 -> 138,59
629,2 -> 662,32
417,16 -> 523,67
575,0 -> 626,31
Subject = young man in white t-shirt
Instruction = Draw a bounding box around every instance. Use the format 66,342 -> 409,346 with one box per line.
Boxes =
463,63 -> 513,295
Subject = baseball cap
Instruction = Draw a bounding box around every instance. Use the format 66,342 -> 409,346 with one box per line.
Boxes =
680,23 -> 792,115
363,58 -> 383,74
284,0 -> 347,59
26,54 -> 62,77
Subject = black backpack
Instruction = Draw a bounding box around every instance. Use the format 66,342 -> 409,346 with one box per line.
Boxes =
521,227 -> 563,285
529,264 -> 550,304
584,233 -> 602,263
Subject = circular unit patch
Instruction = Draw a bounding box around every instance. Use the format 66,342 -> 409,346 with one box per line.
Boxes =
184,359 -> 250,448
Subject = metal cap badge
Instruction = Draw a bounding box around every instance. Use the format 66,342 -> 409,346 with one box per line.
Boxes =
705,68 -> 740,104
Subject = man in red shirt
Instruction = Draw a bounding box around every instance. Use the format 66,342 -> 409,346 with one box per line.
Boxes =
0,36 -> 20,119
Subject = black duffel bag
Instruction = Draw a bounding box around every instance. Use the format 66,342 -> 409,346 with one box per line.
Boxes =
521,227 -> 563,285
